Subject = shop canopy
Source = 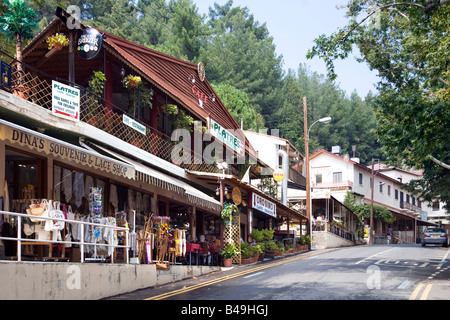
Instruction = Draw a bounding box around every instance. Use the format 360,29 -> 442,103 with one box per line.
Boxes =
0,119 -> 135,180
186,170 -> 308,224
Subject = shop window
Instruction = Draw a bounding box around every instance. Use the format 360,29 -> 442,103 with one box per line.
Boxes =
3,148 -> 45,257
113,183 -> 152,229
5,148 -> 44,211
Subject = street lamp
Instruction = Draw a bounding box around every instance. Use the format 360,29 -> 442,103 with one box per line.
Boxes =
303,97 -> 331,236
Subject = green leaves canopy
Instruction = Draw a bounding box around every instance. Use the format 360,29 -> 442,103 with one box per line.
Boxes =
307,0 -> 450,208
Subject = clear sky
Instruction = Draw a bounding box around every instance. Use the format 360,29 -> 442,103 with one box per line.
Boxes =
193,0 -> 379,98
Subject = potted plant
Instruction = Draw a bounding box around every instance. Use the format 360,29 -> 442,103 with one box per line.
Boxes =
240,242 -> 253,264
296,235 -> 311,251
0,0 -> 38,97
122,75 -> 153,119
46,33 -> 69,51
219,243 -> 239,267
86,71 -> 106,126
162,103 -> 195,132
220,203 -> 238,226
123,75 -> 142,89
263,241 -> 278,258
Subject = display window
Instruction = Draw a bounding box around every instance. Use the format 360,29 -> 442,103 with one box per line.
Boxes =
2,148 -> 46,257
53,163 -> 106,216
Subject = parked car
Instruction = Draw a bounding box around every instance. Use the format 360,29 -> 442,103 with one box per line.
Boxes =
421,228 -> 448,247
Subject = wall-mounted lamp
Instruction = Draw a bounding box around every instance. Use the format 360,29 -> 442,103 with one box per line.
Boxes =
188,74 -> 196,84
209,94 -> 216,102
121,67 -> 126,79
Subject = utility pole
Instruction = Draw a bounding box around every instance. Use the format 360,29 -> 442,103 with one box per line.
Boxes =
370,158 -> 375,245
304,97 -> 310,235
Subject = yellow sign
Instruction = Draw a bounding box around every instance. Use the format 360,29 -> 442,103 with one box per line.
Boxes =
273,169 -> 285,182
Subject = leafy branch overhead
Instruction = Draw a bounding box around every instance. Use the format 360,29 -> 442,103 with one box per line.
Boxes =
308,0 -> 450,208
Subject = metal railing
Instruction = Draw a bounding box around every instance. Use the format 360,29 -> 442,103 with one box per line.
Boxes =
0,211 -> 130,263
328,224 -> 354,242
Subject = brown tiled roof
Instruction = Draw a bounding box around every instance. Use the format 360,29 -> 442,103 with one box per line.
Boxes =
100,30 -> 242,134
21,11 -> 254,156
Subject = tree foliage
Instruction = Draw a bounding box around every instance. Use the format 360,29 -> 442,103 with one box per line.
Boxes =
307,0 -> 450,208
201,0 -> 284,118
212,83 -> 265,131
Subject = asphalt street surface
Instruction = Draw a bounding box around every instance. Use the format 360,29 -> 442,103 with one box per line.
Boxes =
106,244 -> 450,301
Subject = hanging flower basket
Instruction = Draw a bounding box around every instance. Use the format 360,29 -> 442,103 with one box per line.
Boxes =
46,33 -> 69,51
123,75 -> 142,89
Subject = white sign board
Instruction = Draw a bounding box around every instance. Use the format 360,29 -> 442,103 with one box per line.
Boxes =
52,81 -> 80,122
123,114 -> 147,136
252,192 -> 276,218
312,189 -> 331,199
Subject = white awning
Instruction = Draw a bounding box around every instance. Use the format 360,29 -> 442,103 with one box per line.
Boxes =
0,119 -> 135,180
92,144 -> 221,213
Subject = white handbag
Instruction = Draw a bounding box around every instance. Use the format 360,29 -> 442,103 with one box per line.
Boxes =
51,201 -> 65,231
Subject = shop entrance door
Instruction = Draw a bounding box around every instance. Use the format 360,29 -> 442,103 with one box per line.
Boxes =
5,148 -> 45,202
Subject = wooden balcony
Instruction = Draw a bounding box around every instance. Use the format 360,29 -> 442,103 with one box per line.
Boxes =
5,63 -> 218,174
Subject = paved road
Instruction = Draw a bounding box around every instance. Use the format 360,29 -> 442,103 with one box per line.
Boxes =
107,244 -> 450,301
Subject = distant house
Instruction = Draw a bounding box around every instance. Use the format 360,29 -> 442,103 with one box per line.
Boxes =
308,149 -> 435,244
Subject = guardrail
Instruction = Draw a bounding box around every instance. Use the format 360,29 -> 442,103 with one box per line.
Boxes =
0,211 -> 130,263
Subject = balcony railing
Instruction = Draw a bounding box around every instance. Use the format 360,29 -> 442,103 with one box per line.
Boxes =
1,52 -> 218,174
400,201 -> 422,214
289,168 -> 306,186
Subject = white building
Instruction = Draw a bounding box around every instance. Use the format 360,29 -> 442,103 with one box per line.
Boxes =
375,164 -> 449,227
307,149 -> 437,243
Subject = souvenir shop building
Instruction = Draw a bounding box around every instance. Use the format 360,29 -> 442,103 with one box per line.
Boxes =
0,8 -> 260,263
187,172 -> 308,244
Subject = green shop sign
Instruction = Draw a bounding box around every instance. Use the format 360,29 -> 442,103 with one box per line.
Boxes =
208,118 -> 245,157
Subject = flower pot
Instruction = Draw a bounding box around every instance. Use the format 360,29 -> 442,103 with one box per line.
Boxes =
223,258 -> 232,267
54,43 -> 63,51
241,258 -> 253,265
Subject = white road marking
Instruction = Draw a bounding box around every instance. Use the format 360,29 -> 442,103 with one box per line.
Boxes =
243,272 -> 264,279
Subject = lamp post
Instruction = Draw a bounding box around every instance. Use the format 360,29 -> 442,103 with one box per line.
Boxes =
303,97 -> 331,236
370,158 -> 381,245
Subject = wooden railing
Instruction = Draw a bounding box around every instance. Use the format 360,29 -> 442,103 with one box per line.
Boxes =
2,56 -> 218,174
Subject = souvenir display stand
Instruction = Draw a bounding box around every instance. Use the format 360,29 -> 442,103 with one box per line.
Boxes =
85,187 -> 105,262
134,216 -> 187,269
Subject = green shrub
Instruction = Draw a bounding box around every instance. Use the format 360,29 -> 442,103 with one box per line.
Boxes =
252,228 -> 264,242
262,229 -> 275,241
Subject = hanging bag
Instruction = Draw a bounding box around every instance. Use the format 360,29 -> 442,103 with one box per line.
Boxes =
44,200 -> 54,231
52,201 -> 65,231
28,199 -> 49,223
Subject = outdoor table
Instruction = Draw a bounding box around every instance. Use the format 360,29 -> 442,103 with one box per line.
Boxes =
209,246 -> 220,266
186,242 -> 201,265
